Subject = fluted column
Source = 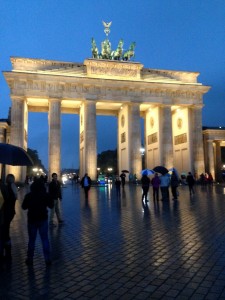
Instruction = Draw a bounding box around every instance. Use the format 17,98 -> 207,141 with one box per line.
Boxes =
159,106 -> 173,168
207,140 -> 215,179
80,101 -> 97,179
128,103 -> 142,178
48,99 -> 61,178
8,96 -> 28,182
215,141 -> 221,182
190,106 -> 205,175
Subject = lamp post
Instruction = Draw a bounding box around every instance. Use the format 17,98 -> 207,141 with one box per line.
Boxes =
107,167 -> 113,184
140,147 -> 145,169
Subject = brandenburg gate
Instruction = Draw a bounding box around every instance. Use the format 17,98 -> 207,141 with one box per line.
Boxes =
3,56 -> 210,181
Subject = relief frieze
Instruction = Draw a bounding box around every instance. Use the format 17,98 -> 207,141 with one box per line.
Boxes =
11,79 -> 204,102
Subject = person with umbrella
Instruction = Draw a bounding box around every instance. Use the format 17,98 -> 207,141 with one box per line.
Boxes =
120,172 -> 126,188
141,171 -> 151,204
0,174 -> 18,262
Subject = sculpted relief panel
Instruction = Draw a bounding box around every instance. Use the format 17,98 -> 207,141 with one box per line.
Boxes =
9,78 -> 204,105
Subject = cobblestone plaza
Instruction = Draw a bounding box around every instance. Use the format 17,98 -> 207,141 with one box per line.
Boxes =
1,183 -> 225,299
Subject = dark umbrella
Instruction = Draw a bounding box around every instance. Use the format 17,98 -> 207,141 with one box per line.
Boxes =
153,166 -> 169,175
121,170 -> 129,173
0,143 -> 33,166
0,143 -> 33,180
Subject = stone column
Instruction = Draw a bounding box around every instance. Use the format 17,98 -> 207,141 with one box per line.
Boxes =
190,106 -> 205,175
8,96 -> 28,182
215,141 -> 222,182
128,103 -> 142,178
207,140 -> 215,180
159,105 -> 173,168
80,101 -> 97,180
48,99 -> 61,178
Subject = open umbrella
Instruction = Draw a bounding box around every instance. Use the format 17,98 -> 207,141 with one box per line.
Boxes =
0,143 -> 33,180
141,169 -> 155,176
0,143 -> 33,166
121,170 -> 129,173
153,166 -> 169,175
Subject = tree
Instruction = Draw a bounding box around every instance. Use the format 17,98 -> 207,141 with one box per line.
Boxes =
97,149 -> 117,174
27,148 -> 46,175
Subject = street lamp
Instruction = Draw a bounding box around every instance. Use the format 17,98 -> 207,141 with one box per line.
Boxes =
140,147 -> 145,169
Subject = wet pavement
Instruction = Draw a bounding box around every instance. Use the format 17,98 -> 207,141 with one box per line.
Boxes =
1,182 -> 225,299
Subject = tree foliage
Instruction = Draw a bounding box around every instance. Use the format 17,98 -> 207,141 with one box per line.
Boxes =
97,149 -> 117,174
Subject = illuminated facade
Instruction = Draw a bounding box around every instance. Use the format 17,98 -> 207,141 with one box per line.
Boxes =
3,57 -> 211,181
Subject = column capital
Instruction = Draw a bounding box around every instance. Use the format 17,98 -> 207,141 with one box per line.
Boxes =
11,95 -> 25,102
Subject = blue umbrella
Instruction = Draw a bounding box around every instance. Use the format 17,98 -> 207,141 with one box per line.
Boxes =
141,169 -> 155,176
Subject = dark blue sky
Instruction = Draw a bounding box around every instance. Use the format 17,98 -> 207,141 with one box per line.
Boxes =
0,0 -> 225,169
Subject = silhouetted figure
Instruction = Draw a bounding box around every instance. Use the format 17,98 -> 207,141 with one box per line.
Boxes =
114,175 -> 121,196
0,174 -> 17,262
141,173 -> 150,204
22,179 -> 54,266
186,172 -> 195,195
170,171 -> 179,200
120,172 -> 126,188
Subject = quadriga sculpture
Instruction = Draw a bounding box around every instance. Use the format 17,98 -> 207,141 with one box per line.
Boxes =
122,42 -> 136,61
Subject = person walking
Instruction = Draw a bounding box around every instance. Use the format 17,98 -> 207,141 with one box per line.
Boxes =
151,173 -> 161,201
141,173 -> 150,204
160,173 -> 170,201
186,172 -> 195,196
170,171 -> 179,200
22,178 -> 54,266
0,174 -> 17,262
80,173 -> 92,199
49,173 -> 63,226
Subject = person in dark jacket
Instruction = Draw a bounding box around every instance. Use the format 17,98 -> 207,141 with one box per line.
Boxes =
170,171 -> 179,200
141,173 -> 150,204
114,175 -> 121,196
151,173 -> 161,201
80,173 -> 92,199
49,173 -> 63,226
0,174 -> 17,261
186,172 -> 195,196
22,178 -> 54,266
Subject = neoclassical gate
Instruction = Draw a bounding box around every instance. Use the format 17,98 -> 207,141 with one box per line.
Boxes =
3,57 -> 210,181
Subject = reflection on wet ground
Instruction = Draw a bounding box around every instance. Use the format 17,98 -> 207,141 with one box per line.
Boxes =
1,183 -> 225,299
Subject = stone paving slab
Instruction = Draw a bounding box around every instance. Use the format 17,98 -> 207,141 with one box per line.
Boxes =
1,183 -> 225,299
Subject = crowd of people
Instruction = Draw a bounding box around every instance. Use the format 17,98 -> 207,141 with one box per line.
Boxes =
0,168 -> 215,267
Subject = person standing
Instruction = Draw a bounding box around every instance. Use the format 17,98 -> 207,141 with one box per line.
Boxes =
114,175 -> 121,196
0,174 -> 17,261
186,172 -> 195,196
120,172 -> 126,188
151,173 -> 161,201
49,173 -> 63,226
80,173 -> 92,199
170,171 -> 179,200
141,173 -> 150,204
22,178 -> 54,266
160,173 -> 170,201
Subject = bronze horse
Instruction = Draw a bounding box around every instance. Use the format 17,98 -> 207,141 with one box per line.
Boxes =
111,39 -> 124,60
122,42 -> 136,61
